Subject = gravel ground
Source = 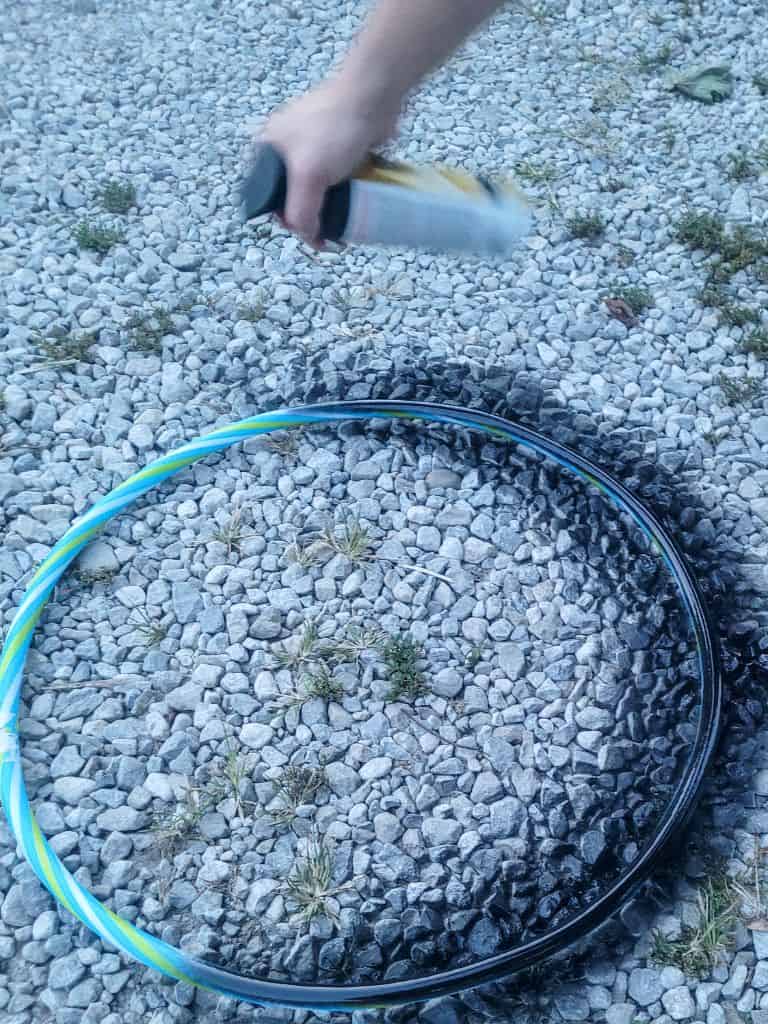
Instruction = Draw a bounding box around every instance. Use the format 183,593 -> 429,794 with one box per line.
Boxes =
1,0 -> 768,1023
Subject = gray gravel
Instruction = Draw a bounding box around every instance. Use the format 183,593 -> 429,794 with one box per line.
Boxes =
2,0 -> 768,1022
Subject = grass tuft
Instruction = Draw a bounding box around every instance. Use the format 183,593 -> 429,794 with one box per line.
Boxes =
99,179 -> 137,214
270,764 -> 326,825
320,519 -> 374,563
285,837 -> 339,924
74,220 -> 125,254
38,331 -> 97,364
124,306 -> 174,353
717,373 -> 763,405
650,875 -> 737,977
675,210 -> 726,252
726,150 -> 759,183
302,664 -> 344,702
130,608 -> 167,648
75,567 -> 117,586
513,160 -> 559,186
273,619 -> 320,670
742,328 -> 768,358
383,635 -> 427,701
566,212 -> 605,241
606,284 -> 653,316
320,625 -> 389,665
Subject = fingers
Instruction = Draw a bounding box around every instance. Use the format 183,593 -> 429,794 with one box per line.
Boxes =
281,162 -> 327,246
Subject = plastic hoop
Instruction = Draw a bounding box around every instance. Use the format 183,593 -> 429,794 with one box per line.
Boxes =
0,400 -> 721,1011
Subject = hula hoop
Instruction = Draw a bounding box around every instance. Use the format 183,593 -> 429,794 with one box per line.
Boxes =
0,400 -> 721,1011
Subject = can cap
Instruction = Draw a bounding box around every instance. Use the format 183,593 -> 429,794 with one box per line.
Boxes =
240,144 -> 287,220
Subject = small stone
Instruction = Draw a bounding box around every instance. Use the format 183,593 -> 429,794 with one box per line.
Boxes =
554,991 -> 590,1021
606,1005 -> 636,1024
498,643 -> 525,680
169,245 -> 202,271
96,807 -> 145,832
50,745 -> 85,778
166,682 -> 202,712
432,668 -> 463,698
360,757 -> 392,781
61,185 -> 86,208
580,830 -> 606,864
661,985 -> 696,1020
374,812 -> 403,843
325,762 -> 361,796
245,878 -> 280,914
721,962 -> 747,1000
241,723 -> 273,750
172,582 -> 203,624
48,952 -> 86,989
115,586 -> 145,609
488,796 -> 524,837
628,968 -> 664,1007
471,772 -> 503,803
422,818 -> 462,845
467,918 -> 501,956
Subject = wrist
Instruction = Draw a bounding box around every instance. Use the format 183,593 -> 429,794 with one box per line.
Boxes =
328,59 -> 406,123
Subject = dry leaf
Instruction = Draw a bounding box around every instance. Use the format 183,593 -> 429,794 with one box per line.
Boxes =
664,64 -> 733,104
747,918 -> 768,931
604,297 -> 638,327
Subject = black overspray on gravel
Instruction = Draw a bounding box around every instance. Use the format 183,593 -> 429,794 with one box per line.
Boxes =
249,355 -> 765,1017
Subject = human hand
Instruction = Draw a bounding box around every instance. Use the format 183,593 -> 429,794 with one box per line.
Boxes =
259,79 -> 399,247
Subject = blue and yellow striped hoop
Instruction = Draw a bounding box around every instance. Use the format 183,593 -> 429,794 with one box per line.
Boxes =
0,401 -> 721,1011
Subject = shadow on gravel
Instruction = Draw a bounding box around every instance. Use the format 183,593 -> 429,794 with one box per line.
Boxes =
251,357 -> 767,1023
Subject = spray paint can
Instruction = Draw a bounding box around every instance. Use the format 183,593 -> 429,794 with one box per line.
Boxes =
240,143 -> 532,258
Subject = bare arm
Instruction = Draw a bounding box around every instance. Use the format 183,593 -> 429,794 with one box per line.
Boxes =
260,0 -> 506,245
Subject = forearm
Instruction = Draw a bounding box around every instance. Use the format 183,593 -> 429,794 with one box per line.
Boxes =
333,0 -> 506,113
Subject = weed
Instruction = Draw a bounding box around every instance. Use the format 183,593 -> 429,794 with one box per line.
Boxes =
38,331 -> 97,364
591,78 -> 631,113
616,245 -> 635,267
635,43 -> 672,72
211,743 -> 251,819
151,783 -> 209,855
383,635 -> 427,701
719,304 -> 761,329
717,373 -> 763,405
466,645 -> 485,669
650,875 -> 737,976
283,538 -> 322,567
607,284 -> 653,316
726,151 -> 758,183
513,161 -> 559,186
264,429 -> 302,458
75,567 -> 117,586
236,301 -> 263,323
99,179 -> 137,214
754,73 -> 768,96
302,664 -> 344,702
212,507 -> 257,555
285,836 -> 354,925
124,306 -> 174,353
273,619 -> 320,670
743,328 -> 768,358
675,210 -> 726,253
270,764 -> 326,825
320,625 -> 388,665
604,177 -> 626,194
319,519 -> 373,563
130,608 -> 167,648
566,212 -> 605,241
74,220 -> 125,255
